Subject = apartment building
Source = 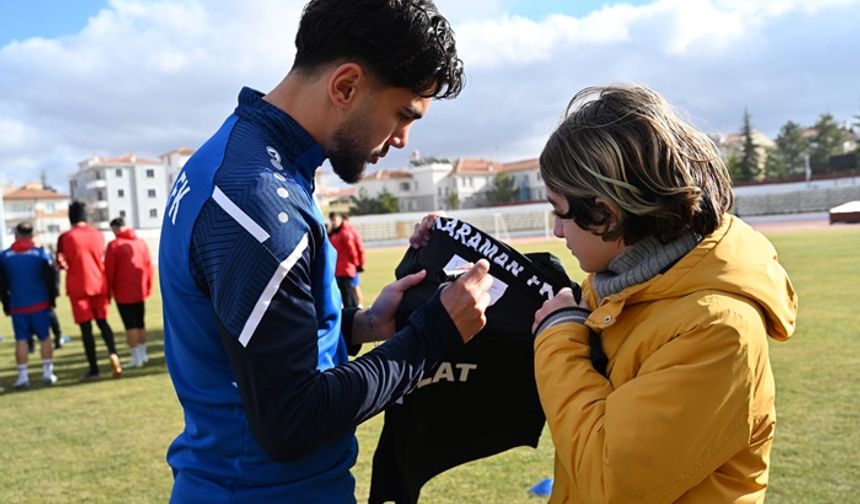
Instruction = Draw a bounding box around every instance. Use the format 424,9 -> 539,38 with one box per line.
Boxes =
2,182 -> 70,248
354,157 -> 545,212
358,168 -> 424,212
69,153 -> 168,229
162,146 -> 195,189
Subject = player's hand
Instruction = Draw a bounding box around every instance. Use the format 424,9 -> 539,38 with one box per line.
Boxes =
364,269 -> 429,342
532,287 -> 589,334
409,212 -> 446,249
440,259 -> 493,343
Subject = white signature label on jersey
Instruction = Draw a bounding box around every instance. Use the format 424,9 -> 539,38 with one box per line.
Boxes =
443,254 -> 508,306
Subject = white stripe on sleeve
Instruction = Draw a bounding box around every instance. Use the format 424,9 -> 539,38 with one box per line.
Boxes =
238,232 -> 309,347
212,186 -> 271,243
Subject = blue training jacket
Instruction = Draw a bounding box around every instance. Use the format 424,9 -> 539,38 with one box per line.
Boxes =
159,87 -> 463,503
0,241 -> 55,314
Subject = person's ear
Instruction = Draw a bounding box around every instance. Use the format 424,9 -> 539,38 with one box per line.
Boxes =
327,63 -> 365,109
594,197 -> 620,232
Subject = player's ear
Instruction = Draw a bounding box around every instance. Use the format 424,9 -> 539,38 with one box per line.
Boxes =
327,63 -> 365,109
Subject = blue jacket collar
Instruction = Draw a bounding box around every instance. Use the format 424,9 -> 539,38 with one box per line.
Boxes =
235,87 -> 325,188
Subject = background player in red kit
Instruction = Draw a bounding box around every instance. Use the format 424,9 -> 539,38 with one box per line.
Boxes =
57,201 -> 122,380
105,217 -> 153,368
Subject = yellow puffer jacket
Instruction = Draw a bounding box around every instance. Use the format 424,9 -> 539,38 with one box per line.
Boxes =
535,215 -> 797,503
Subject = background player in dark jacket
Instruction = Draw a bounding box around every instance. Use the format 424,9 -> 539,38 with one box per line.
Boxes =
0,222 -> 59,388
57,201 -> 122,380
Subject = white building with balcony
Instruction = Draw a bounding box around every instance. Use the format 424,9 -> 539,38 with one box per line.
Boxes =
2,183 -> 70,248
357,168 -> 423,212
354,156 -> 546,213
69,153 -> 168,229
161,146 -> 195,189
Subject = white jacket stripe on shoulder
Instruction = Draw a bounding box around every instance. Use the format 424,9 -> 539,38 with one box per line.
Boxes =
238,232 -> 309,347
212,185 -> 271,243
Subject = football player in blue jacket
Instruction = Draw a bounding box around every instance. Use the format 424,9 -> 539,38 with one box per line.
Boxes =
0,222 -> 59,389
159,0 -> 493,501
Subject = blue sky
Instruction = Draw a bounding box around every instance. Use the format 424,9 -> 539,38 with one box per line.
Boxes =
501,0 -> 652,18
0,0 -> 107,45
1,0 -> 859,189
0,0 -> 653,46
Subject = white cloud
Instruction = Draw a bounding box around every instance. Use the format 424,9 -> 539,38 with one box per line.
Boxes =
0,0 -> 858,191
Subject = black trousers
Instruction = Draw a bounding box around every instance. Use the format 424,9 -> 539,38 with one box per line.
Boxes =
336,276 -> 359,309
80,319 -> 118,375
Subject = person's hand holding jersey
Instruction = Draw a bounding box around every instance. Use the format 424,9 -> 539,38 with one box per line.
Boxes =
440,258 -> 493,343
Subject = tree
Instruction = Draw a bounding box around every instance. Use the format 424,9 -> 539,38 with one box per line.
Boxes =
763,147 -> 787,180
350,188 -> 399,215
40,169 -> 54,191
410,156 -> 450,167
445,192 -> 460,210
737,108 -> 759,182
809,113 -> 847,173
774,120 -> 809,177
854,99 -> 860,130
485,172 -> 518,204
725,152 -> 743,181
377,188 -> 399,213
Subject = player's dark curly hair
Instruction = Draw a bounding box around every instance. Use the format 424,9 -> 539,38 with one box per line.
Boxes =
294,0 -> 464,99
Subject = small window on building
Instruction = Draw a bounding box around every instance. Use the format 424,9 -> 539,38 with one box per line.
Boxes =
146,169 -> 155,178
47,224 -> 61,233
97,190 -> 104,200
400,182 -> 410,191
119,210 -> 126,218
116,168 -> 122,177
149,208 -> 158,218
46,203 -> 55,212
95,171 -> 103,180
147,189 -> 157,198
118,189 -> 125,198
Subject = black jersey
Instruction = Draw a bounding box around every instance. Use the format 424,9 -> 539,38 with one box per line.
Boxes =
369,217 -> 578,504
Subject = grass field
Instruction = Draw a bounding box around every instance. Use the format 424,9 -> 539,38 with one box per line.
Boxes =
1,227 -> 858,503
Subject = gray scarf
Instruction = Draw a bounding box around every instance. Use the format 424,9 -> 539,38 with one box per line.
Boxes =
592,232 -> 701,300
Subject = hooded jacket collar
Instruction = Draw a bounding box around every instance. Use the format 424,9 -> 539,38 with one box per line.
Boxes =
116,228 -> 137,240
11,239 -> 35,252
584,214 -> 797,342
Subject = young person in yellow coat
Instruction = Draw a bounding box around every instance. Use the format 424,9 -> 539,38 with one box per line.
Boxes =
531,84 -> 798,503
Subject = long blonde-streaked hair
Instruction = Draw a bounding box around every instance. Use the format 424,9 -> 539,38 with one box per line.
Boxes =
539,84 -> 734,244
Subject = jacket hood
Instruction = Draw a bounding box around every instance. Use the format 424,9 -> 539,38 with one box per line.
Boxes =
117,228 -> 137,240
593,215 -> 797,342
11,239 -> 35,252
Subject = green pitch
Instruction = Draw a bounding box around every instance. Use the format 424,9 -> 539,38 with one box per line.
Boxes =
0,228 -> 857,503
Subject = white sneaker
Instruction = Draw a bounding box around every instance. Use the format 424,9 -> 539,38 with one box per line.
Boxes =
127,353 -> 140,368
14,376 -> 30,389
43,374 -> 58,385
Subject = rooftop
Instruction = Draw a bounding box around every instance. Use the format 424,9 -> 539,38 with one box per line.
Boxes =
4,183 -> 70,200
